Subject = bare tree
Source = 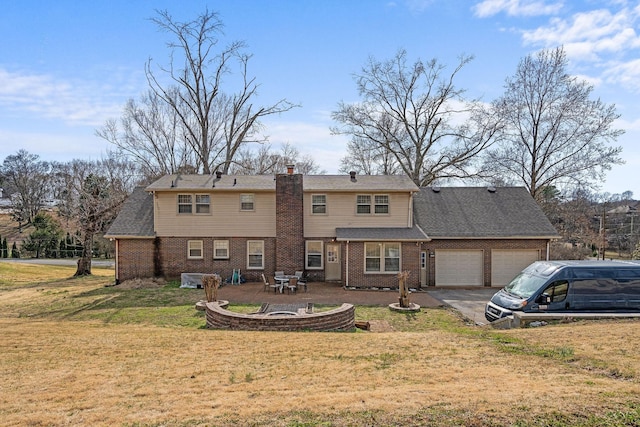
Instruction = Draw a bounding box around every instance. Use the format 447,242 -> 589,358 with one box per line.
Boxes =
483,47 -> 624,200
331,49 -> 501,186
96,89 -> 197,179
140,9 -> 298,175
53,154 -> 140,276
338,136 -> 401,176
1,150 -> 51,225
229,143 -> 324,175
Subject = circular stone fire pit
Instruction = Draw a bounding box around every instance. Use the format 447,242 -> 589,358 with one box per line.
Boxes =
205,301 -> 355,331
388,302 -> 421,313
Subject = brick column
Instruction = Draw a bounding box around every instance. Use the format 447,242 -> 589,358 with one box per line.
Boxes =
275,172 -> 304,273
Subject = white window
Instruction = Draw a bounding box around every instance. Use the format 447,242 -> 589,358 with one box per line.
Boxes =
187,240 -> 203,259
213,240 -> 229,259
364,242 -> 400,273
311,194 -> 327,214
247,240 -> 264,269
178,194 -> 193,214
240,194 -> 255,211
357,194 -> 389,215
356,195 -> 371,214
374,195 -> 389,214
306,240 -> 323,269
195,194 -> 210,214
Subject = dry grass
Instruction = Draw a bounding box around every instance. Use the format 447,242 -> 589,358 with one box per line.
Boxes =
1,263 -> 640,426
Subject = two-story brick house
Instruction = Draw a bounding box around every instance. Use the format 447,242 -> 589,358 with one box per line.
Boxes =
105,170 -> 559,289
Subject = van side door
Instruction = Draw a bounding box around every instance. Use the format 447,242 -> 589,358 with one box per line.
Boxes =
570,269 -> 617,310
536,280 -> 569,311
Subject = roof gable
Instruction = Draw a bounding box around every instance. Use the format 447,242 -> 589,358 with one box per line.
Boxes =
104,187 -> 155,238
414,187 -> 559,239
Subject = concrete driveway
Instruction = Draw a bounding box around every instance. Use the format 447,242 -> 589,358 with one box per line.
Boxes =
427,288 -> 499,326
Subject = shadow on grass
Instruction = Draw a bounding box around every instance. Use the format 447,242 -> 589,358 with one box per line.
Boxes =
72,281 -> 206,311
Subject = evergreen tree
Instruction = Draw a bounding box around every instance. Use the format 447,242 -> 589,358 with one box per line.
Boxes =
2,237 -> 7,258
21,212 -> 63,258
59,238 -> 67,258
11,241 -> 19,258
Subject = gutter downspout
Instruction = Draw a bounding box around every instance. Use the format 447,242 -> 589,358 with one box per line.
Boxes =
408,192 -> 414,227
546,241 -> 550,261
114,239 -> 119,284
345,241 -> 349,288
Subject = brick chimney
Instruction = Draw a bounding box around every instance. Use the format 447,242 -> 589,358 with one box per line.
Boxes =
275,170 -> 304,273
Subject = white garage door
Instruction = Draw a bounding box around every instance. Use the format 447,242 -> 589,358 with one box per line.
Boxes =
491,250 -> 539,287
435,250 -> 483,286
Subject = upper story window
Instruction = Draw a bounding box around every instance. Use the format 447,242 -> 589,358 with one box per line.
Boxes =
312,194 -> 327,214
357,194 -> 390,215
178,194 -> 210,214
178,194 -> 193,214
356,195 -> 371,214
374,195 -> 389,214
240,194 -> 255,211
195,194 -> 210,213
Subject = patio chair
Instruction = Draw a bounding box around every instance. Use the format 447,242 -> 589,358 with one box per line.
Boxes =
262,274 -> 278,293
286,277 -> 298,294
275,271 -> 284,277
296,272 -> 308,292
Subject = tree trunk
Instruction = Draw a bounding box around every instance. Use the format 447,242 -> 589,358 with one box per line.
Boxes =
75,233 -> 93,276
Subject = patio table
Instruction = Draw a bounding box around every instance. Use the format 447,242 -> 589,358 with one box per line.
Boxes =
274,275 -> 295,293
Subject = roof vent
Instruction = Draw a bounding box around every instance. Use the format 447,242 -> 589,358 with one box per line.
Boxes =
432,186 -> 440,193
487,186 -> 496,193
349,171 -> 357,182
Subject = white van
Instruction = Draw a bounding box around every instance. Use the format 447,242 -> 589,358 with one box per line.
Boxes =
485,260 -> 640,322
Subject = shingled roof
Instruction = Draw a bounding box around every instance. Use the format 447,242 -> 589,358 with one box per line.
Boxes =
413,187 -> 559,239
104,187 -> 155,238
336,225 -> 428,242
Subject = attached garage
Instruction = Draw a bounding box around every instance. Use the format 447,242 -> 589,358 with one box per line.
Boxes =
491,249 -> 539,287
435,250 -> 483,286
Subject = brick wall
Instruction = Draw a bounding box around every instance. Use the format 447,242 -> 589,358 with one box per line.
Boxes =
423,239 -> 548,287
206,302 -> 356,331
116,239 -> 155,282
275,173 -> 305,273
344,241 -> 421,289
158,236 -> 276,282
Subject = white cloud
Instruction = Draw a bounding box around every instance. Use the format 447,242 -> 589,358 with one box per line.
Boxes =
493,3 -> 640,94
521,8 -> 640,60
603,58 -> 640,91
473,0 -> 563,18
0,68 -> 133,127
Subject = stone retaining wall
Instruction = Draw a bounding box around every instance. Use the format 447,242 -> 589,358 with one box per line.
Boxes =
205,302 -> 355,332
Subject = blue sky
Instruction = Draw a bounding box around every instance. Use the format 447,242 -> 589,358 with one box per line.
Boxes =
1,0 -> 639,197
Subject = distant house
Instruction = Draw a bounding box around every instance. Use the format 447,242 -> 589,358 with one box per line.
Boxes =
105,170 -> 558,288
